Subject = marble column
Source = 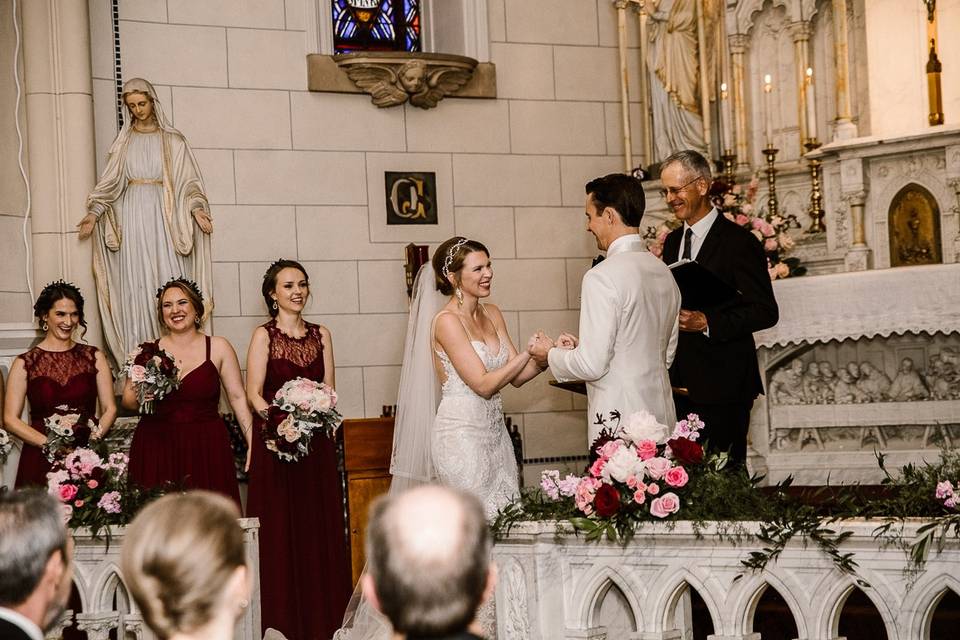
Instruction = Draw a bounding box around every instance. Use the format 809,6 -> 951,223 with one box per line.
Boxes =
840,157 -> 871,271
728,33 -> 749,167
21,0 -> 100,342
787,21 -> 813,144
831,0 -> 858,140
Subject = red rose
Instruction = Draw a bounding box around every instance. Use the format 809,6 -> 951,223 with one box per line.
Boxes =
667,438 -> 704,466
593,483 -> 621,518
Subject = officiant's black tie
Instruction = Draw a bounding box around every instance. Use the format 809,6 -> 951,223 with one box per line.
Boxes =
682,227 -> 693,260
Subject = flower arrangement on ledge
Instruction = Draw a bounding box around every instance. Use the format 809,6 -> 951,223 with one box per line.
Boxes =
493,410 -> 960,582
644,174 -> 806,280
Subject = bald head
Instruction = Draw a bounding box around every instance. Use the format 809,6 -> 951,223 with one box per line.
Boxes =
364,485 -> 492,637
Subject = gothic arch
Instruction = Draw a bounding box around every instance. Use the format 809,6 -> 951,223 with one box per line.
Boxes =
568,563 -> 645,632
654,569 -> 723,634
92,564 -> 133,613
818,580 -> 897,640
733,0 -> 821,38
901,572 -> 960,639
737,574 -> 809,639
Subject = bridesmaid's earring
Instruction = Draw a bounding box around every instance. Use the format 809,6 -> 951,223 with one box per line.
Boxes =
455,287 -> 463,306
41,322 -> 48,331
194,317 -> 201,328
272,300 -> 278,310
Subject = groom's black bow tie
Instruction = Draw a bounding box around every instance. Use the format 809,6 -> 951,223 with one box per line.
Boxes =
591,254 -> 605,267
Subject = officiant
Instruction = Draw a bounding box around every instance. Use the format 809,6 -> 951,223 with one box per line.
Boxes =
659,151 -> 779,466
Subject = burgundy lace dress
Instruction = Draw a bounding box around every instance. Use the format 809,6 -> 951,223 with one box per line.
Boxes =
246,320 -> 351,640
127,336 -> 240,507
14,344 -> 100,488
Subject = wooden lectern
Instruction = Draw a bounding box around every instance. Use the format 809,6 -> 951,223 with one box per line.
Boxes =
341,416 -> 394,586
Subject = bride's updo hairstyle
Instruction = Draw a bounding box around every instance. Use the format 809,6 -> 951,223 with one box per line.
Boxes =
261,258 -> 310,318
431,237 -> 490,295
121,491 -> 246,640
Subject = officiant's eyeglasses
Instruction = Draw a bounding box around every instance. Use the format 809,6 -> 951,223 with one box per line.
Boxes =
658,176 -> 702,199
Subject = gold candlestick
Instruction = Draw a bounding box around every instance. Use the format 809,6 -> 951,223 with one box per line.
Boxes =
720,149 -> 737,183
804,138 -> 825,233
763,145 -> 779,218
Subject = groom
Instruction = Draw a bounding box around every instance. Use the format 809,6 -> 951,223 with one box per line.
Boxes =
530,173 -> 681,446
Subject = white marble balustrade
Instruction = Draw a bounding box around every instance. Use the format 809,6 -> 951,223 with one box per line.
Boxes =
493,519 -> 960,640
47,518 -> 262,640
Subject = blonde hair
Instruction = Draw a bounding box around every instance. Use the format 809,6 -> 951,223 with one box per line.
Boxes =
121,492 -> 245,639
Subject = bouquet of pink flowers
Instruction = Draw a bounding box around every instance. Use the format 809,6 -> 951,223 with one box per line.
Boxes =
539,410 -> 710,542
42,405 -> 97,462
123,341 -> 180,414
936,480 -> 957,509
262,377 -> 342,462
46,446 -> 131,530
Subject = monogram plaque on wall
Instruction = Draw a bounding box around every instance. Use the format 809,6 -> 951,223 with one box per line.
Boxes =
385,171 -> 437,225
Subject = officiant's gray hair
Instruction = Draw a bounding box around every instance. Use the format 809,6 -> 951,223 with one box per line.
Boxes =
0,489 -> 69,607
365,485 -> 491,637
660,149 -> 713,182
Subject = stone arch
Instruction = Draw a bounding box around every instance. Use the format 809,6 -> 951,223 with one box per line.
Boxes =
569,563 -> 644,632
887,182 -> 942,267
822,581 -> 896,640
740,576 -> 807,639
654,570 -> 723,635
902,572 -> 960,639
92,564 -> 133,613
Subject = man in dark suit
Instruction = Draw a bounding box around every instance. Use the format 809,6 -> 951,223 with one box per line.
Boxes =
0,489 -> 74,640
659,150 -> 779,465
361,485 -> 494,640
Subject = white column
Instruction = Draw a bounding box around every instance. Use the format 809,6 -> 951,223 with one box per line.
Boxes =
787,21 -> 813,144
831,0 -> 858,139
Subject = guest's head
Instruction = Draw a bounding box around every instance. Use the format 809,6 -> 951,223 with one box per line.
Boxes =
584,173 -> 646,251
34,280 -> 87,340
121,491 -> 249,640
659,150 -> 713,226
156,278 -> 205,333
0,489 -> 74,633
262,259 -> 310,318
362,485 -> 494,638
432,237 -> 491,299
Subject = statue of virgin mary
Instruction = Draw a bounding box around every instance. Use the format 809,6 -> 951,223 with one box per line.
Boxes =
78,78 -> 214,367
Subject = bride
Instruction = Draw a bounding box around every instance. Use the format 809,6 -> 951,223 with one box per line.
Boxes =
337,237 -> 545,639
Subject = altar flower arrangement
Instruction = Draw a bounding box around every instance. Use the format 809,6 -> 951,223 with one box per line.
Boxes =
643,174 -> 805,280
262,377 -> 342,462
42,405 -> 97,462
536,410 -> 714,542
46,445 -> 132,532
936,480 -> 956,509
123,341 -> 179,414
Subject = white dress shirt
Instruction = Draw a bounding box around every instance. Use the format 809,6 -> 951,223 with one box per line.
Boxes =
678,207 -> 719,261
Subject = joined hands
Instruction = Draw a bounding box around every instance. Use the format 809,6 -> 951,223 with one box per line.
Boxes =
527,330 -> 577,369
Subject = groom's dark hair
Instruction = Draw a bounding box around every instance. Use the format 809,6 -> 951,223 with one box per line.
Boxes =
585,173 -> 646,227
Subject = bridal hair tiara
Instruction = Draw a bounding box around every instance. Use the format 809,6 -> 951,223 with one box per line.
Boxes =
156,276 -> 203,303
442,237 -> 469,278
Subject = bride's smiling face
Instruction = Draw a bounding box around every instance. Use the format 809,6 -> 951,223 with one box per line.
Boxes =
454,250 -> 493,299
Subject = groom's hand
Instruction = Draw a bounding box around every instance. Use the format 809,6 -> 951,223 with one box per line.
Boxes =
557,332 -> 578,349
679,309 -> 708,332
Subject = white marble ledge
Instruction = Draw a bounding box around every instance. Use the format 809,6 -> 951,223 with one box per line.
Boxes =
814,124 -> 960,159
493,518 -> 960,640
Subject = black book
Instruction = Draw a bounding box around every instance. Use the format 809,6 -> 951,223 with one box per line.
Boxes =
668,259 -> 740,311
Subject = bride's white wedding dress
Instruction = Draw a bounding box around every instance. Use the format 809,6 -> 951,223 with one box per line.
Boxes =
433,323 -> 520,521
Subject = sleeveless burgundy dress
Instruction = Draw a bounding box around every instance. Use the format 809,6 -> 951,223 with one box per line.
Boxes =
14,344 -> 100,488
247,320 -> 351,640
127,336 -> 240,507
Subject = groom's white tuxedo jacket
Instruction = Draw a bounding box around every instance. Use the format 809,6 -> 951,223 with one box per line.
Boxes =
548,233 -> 681,445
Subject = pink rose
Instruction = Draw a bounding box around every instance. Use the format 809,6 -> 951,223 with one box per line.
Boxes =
735,214 -> 749,226
633,488 -> 646,504
129,364 -> 147,383
946,497 -> 957,509
644,456 -> 672,480
598,440 -> 621,460
86,479 -> 99,489
647,482 -> 660,495
636,439 -> 658,461
650,492 -> 681,518
574,477 -> 601,515
589,457 -> 606,478
664,466 -> 689,488
58,484 -> 78,502
74,499 -> 84,508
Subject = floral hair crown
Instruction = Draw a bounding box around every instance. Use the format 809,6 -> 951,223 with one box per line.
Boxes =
442,237 -> 469,278
156,277 -> 203,303
40,279 -> 84,304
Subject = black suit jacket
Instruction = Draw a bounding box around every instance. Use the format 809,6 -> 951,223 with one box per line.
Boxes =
0,616 -> 37,640
663,213 -> 779,404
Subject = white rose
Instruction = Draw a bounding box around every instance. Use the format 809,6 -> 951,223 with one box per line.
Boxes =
603,446 -> 645,484
621,410 -> 670,445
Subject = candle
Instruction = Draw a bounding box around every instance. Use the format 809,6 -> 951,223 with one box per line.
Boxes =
720,82 -> 733,153
763,74 -> 774,148
805,67 -> 818,143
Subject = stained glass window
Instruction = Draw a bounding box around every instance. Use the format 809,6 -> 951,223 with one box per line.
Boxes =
332,0 -> 421,53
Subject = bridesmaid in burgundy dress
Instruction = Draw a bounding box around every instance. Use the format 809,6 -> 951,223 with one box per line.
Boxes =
4,281 -> 117,488
125,279 -> 252,507
246,260 -> 351,640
